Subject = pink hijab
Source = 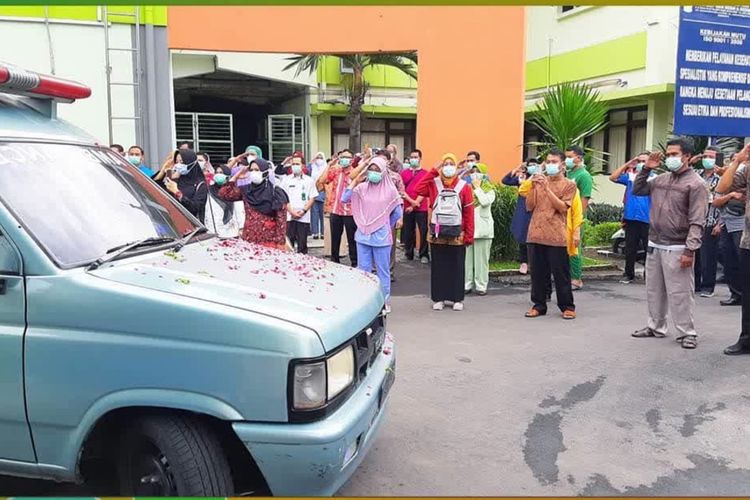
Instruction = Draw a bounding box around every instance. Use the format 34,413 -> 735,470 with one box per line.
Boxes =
351,156 -> 402,235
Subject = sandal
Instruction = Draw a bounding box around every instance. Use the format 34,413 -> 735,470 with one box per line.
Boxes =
525,308 -> 545,318
677,335 -> 698,349
632,327 -> 666,338
562,309 -> 576,320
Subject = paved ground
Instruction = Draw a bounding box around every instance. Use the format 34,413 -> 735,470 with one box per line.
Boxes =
3,255 -> 749,496
337,258 -> 750,496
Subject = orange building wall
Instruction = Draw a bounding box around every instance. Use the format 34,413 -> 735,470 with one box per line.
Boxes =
167,6 -> 526,180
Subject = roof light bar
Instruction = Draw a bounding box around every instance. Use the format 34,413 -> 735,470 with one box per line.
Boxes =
0,63 -> 91,102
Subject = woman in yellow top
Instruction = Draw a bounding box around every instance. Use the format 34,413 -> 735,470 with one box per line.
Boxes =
518,178 -> 583,257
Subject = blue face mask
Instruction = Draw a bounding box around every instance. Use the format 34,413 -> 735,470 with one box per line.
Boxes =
526,164 -> 539,175
339,158 -> 351,167
665,156 -> 683,172
636,163 -> 645,172
175,163 -> 190,176
127,155 -> 141,166
213,173 -> 227,186
367,171 -> 383,183
702,157 -> 716,169
545,163 -> 560,176
565,157 -> 576,168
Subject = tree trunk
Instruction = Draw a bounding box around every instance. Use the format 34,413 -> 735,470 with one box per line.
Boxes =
347,68 -> 365,153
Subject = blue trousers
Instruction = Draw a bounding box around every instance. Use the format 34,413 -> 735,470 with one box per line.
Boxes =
357,243 -> 392,304
311,200 -> 325,236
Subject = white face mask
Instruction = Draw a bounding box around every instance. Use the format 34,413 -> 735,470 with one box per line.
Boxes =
197,159 -> 206,169
442,164 -> 458,178
291,164 -> 303,175
315,158 -> 326,167
249,170 -> 264,185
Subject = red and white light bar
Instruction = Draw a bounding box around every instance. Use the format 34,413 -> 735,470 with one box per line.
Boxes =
0,62 -> 91,102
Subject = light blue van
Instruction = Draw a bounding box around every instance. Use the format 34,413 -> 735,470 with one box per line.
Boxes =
0,63 -> 394,496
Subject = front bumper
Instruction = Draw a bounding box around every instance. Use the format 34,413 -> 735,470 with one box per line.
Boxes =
232,334 -> 395,496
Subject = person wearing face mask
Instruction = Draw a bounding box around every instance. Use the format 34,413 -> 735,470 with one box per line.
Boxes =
401,149 -> 430,263
523,149 -> 577,320
503,158 -> 538,274
309,152 -> 328,239
564,145 -> 593,290
341,157 -> 403,314
464,164 -> 496,296
204,163 -> 242,239
609,152 -> 655,284
197,152 -> 212,175
125,145 -> 152,177
414,153 -> 476,311
163,149 -> 209,221
690,146 -> 723,298
280,156 -> 319,254
219,157 -> 290,249
386,144 -> 403,173
631,138 -> 709,350
317,149 -> 358,266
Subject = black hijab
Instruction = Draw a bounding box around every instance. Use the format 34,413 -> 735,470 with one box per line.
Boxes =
242,158 -> 289,216
176,149 -> 204,191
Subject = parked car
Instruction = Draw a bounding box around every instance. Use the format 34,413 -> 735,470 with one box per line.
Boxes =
611,227 -> 646,263
0,62 -> 395,496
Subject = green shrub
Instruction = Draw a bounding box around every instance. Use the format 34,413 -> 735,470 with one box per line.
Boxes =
582,221 -> 621,247
490,184 -> 520,261
586,203 -> 623,225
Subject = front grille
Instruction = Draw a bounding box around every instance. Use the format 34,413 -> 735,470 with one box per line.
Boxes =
354,314 -> 385,380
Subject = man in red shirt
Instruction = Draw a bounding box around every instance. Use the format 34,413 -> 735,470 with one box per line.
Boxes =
401,148 -> 430,263
316,149 -> 358,267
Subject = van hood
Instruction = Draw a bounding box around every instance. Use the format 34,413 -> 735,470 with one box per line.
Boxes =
87,238 -> 384,351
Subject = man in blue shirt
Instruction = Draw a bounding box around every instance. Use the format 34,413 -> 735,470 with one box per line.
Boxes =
609,152 -> 654,283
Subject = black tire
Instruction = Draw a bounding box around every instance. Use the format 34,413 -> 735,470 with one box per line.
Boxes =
117,413 -> 234,497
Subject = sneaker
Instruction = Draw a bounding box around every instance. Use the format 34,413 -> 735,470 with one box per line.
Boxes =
700,291 -> 715,298
476,290 -> 487,296
421,257 -> 430,265
620,277 -> 633,284
432,301 -> 445,311
453,302 -> 464,311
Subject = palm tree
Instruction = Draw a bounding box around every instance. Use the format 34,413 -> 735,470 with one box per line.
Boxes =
284,53 -> 417,151
526,82 -> 609,174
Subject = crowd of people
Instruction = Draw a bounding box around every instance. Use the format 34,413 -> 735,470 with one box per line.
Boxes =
107,137 -> 750,355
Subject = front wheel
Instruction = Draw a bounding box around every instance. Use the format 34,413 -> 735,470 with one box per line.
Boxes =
117,414 -> 234,496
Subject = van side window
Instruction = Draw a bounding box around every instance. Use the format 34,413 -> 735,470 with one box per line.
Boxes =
0,234 -> 19,274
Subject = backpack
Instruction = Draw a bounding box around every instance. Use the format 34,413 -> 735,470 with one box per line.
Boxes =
430,178 -> 466,238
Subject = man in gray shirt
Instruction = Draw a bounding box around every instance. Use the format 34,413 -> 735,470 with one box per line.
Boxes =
712,158 -> 745,307
631,137 -> 708,349
717,143 -> 750,355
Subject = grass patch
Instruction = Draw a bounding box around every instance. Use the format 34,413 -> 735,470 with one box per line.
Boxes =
490,256 -> 607,271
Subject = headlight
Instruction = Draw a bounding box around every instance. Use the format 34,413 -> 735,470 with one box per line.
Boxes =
292,344 -> 355,411
293,361 -> 326,410
327,345 -> 355,399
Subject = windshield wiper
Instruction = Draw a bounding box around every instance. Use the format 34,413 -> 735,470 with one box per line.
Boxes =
172,226 -> 209,252
86,236 -> 177,271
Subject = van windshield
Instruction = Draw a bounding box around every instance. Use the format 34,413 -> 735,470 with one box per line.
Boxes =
0,142 -> 201,268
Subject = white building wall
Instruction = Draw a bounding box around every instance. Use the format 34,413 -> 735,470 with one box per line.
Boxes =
525,6 -> 680,89
0,18 -> 137,147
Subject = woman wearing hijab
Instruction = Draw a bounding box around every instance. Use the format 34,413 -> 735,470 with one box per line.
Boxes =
415,153 -> 476,311
309,151 -> 328,239
503,158 -> 537,274
464,163 -> 496,296
163,149 -> 209,221
204,163 -> 243,239
219,157 -> 289,249
341,156 -> 403,313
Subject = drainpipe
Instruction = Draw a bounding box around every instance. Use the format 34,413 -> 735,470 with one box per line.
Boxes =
144,24 -> 159,164
546,36 -> 554,90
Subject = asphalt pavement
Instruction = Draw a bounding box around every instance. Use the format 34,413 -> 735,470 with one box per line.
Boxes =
338,257 -> 750,495
3,254 -> 750,496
